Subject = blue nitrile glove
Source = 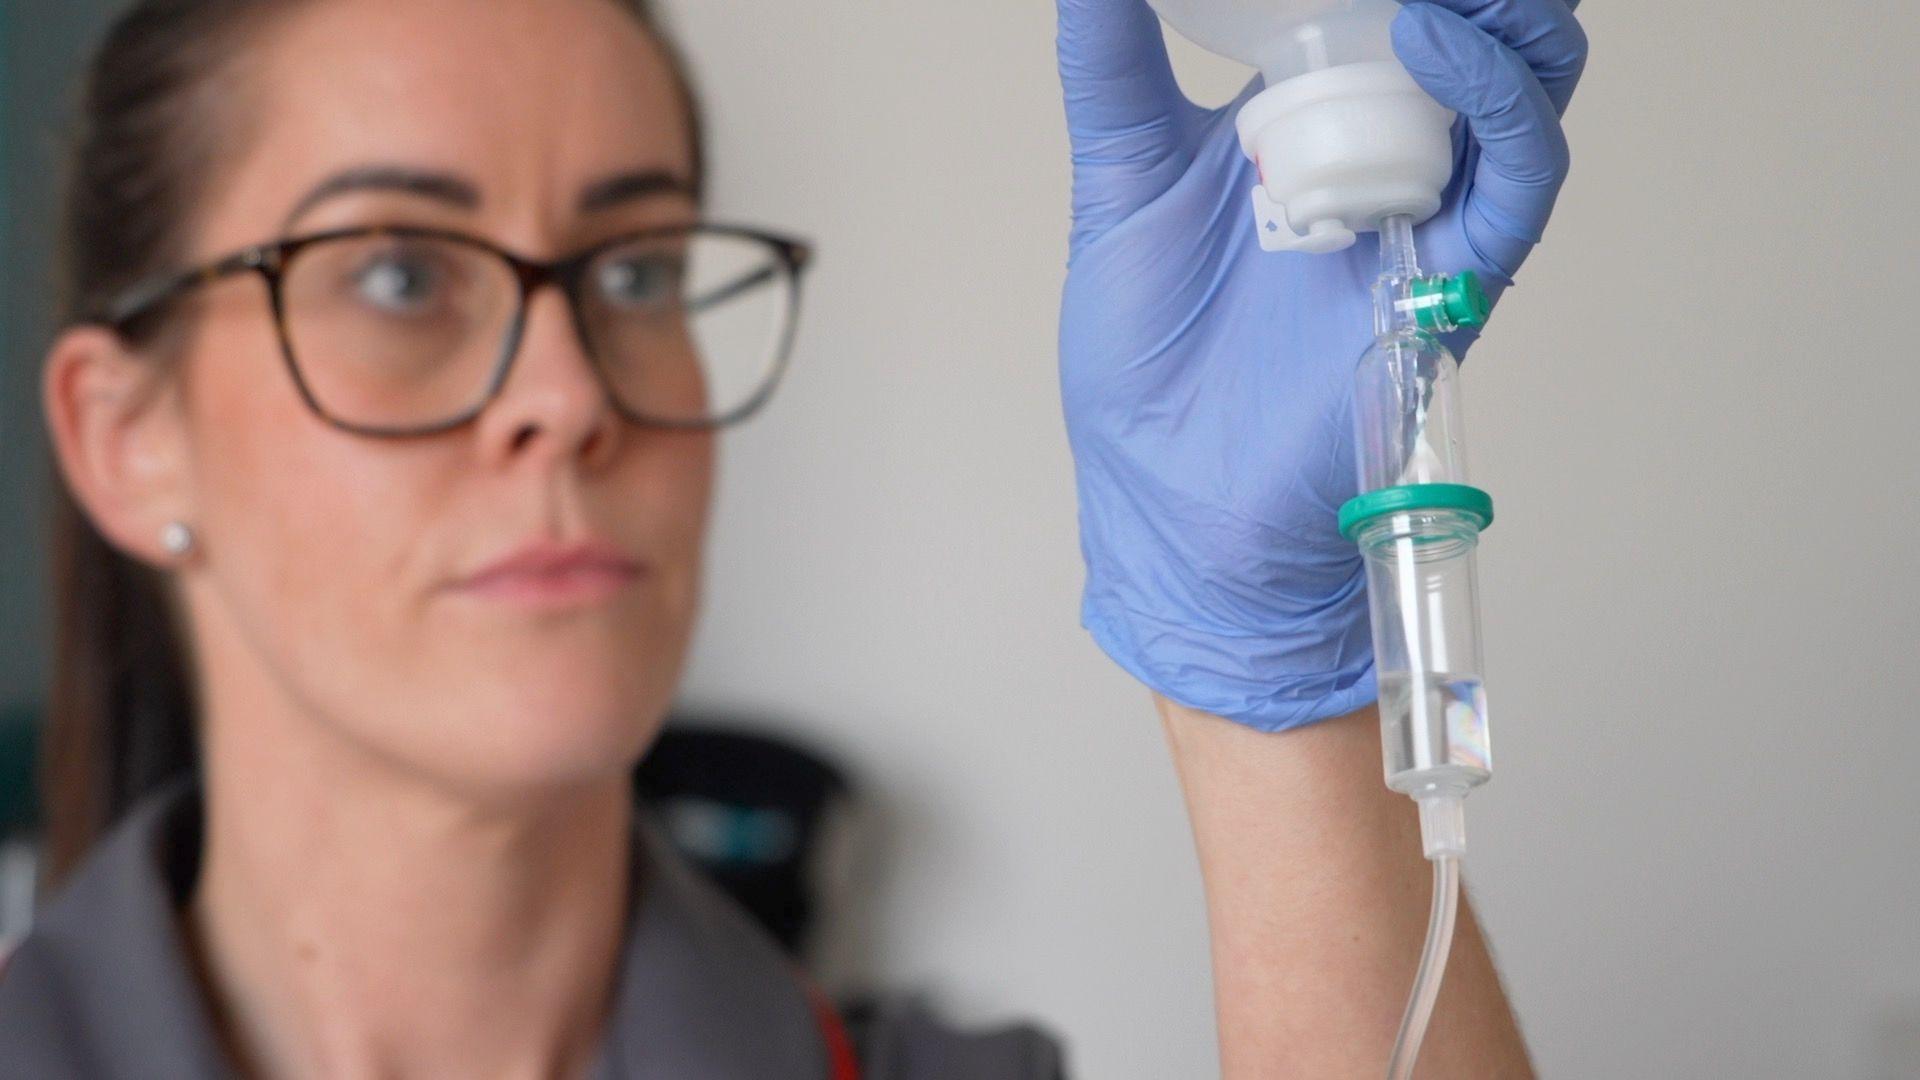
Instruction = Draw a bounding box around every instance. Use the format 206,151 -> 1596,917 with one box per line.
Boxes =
1055,0 -> 1587,731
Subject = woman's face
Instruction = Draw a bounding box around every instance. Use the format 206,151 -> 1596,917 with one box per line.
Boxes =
165,0 -> 711,796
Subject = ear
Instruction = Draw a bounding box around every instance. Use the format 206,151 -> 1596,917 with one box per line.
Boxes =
43,325 -> 197,567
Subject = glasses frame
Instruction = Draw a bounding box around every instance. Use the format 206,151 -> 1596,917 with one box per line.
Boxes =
84,222 -> 816,438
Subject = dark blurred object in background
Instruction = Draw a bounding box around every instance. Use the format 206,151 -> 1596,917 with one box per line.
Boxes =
1,704 -> 44,950
0,706 -> 38,840
634,713 -> 855,960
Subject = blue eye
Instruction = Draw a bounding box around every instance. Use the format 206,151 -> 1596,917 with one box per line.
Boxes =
352,250 -> 444,313
595,254 -> 681,309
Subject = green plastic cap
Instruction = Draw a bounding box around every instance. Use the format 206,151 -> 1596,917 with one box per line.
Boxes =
1412,272 -> 1490,332
1339,483 -> 1495,541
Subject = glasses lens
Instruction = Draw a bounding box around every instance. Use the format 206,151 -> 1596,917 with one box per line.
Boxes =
579,230 -> 794,424
280,233 -> 519,430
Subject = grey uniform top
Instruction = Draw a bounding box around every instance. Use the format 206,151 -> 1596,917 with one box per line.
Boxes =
0,779 -> 1067,1079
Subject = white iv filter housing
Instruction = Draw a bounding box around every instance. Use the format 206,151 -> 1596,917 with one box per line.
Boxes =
1146,0 -> 1456,253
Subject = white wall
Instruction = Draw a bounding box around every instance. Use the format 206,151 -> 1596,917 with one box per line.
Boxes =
661,2 -> 1920,1076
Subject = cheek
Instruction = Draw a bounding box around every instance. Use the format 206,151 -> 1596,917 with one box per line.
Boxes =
596,435 -> 716,671
651,430 -> 716,555
183,311 -> 443,683
188,304 -> 364,578
598,429 -> 716,648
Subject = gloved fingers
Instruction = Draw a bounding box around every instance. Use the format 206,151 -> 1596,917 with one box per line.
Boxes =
1057,0 -> 1201,242
1398,0 -> 1589,116
1394,3 -> 1570,279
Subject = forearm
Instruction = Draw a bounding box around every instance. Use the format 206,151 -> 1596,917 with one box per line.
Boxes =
1154,693 -> 1533,1079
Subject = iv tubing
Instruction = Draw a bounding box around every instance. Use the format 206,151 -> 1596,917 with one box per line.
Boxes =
1386,853 -> 1461,1080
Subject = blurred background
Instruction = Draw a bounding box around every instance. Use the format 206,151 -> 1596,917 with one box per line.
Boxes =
5,1 -> 1920,1077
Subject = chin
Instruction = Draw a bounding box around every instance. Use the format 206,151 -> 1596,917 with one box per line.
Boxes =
341,608 -> 693,799
370,662 -> 678,803
504,681 -> 671,787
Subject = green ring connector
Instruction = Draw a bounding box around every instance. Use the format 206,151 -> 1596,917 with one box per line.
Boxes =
1411,272 -> 1490,332
1339,483 -> 1495,541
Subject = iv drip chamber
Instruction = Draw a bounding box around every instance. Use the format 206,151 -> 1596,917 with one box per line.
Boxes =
1339,219 -> 1495,804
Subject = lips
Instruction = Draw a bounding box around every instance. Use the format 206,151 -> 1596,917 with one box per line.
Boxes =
456,540 -> 644,607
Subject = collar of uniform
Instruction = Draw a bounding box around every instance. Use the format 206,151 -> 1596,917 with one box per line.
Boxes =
590,797 -> 829,1080
1,776 -> 827,1080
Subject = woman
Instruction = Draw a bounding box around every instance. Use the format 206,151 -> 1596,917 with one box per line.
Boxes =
0,0 -> 1584,1076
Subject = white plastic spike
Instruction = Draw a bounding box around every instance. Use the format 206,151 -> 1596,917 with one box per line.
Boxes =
1235,60 -> 1456,257
1251,186 -> 1358,254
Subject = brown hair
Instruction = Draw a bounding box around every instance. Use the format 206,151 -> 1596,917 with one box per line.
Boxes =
41,0 -> 707,889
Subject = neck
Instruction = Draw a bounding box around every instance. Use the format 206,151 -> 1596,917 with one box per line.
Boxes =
184,650 -> 634,1078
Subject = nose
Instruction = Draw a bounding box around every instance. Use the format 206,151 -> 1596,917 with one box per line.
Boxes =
472,284 -> 621,469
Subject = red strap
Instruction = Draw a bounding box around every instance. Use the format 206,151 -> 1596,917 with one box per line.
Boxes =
800,977 -> 861,1080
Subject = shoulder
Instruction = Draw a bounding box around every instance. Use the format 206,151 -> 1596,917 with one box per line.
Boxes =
0,939 -> 104,1077
842,992 -> 1069,1080
0,780 -> 230,1079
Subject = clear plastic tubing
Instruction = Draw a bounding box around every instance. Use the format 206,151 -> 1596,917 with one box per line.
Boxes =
1339,213 -> 1495,1079
1388,852 -> 1460,1080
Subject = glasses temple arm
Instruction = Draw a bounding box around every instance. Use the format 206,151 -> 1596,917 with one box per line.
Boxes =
88,249 -> 268,328
685,264 -> 782,315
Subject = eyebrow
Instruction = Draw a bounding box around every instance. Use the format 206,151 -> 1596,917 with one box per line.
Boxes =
578,169 -> 699,213
282,164 -> 698,233
281,166 -> 478,232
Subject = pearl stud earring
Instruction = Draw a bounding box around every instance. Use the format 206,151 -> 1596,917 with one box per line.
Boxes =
160,521 -> 196,558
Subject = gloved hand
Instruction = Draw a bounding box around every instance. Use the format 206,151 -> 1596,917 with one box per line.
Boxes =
1055,0 -> 1587,731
